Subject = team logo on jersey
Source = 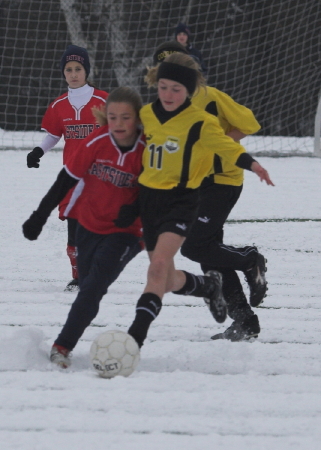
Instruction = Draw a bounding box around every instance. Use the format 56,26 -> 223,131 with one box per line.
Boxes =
64,124 -> 99,139
164,137 -> 179,153
89,162 -> 137,188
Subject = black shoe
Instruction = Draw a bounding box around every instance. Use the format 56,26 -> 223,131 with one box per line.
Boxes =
203,271 -> 227,323
244,253 -> 267,307
211,314 -> 260,342
64,278 -> 79,292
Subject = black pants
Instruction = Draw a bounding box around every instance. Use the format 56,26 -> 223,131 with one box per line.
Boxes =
55,225 -> 142,350
181,181 -> 254,322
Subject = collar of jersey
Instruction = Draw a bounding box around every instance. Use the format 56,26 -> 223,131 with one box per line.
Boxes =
67,83 -> 94,109
152,98 -> 191,124
68,83 -> 92,97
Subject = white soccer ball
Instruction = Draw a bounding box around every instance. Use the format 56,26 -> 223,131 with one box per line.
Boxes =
89,330 -> 140,378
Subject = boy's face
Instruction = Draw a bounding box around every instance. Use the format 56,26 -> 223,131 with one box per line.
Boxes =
176,32 -> 188,46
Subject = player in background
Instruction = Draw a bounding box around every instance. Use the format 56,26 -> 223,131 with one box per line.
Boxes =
120,53 -> 273,349
26,45 -> 108,292
22,87 -> 144,368
152,41 -> 273,342
174,23 -> 207,73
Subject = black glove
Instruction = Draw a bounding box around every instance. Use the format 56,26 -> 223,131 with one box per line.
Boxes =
27,147 -> 44,168
22,211 -> 48,240
114,200 -> 140,228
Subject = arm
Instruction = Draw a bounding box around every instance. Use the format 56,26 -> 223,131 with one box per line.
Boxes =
250,161 -> 275,186
235,153 -> 274,186
28,96 -> 64,169
224,112 -> 273,184
22,168 -> 79,240
40,134 -> 61,153
204,119 -> 274,186
226,129 -> 247,142
214,88 -> 261,136
231,153 -> 274,186
27,135 -> 61,168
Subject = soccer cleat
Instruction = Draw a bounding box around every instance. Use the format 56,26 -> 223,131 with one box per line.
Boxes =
211,314 -> 260,342
50,344 -> 71,368
64,278 -> 79,292
244,253 -> 267,307
203,270 -> 227,323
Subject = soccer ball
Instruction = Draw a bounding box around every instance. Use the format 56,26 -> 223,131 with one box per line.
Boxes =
89,330 -> 140,379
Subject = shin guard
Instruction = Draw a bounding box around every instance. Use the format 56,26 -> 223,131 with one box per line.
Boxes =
66,245 -> 78,279
128,293 -> 162,347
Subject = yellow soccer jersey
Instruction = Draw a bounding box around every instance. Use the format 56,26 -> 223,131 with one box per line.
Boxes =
192,86 -> 261,186
139,102 -> 247,190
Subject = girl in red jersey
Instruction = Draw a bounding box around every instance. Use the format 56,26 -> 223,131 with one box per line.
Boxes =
26,45 -> 108,291
22,87 -> 144,368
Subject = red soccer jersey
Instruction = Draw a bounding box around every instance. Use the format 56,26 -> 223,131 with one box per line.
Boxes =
63,125 -> 145,237
41,87 -> 108,217
41,87 -> 108,165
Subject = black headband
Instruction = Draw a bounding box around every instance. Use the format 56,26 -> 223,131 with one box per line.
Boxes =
157,62 -> 197,95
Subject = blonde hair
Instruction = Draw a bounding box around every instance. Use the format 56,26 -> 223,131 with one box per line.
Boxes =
92,86 -> 142,126
145,53 -> 206,96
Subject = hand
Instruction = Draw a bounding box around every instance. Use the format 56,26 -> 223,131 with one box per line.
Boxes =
22,211 -> 47,240
114,200 -> 140,228
27,147 -> 44,168
251,161 -> 275,186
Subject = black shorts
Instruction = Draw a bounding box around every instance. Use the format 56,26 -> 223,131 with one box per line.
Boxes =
139,184 -> 200,251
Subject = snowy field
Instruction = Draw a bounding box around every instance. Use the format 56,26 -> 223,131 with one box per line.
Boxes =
1,150 -> 321,450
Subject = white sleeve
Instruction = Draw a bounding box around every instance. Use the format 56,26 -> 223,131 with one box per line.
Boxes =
40,134 -> 61,153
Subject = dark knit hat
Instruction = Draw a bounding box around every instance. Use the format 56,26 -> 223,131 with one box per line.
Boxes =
153,40 -> 188,65
157,61 -> 197,95
60,45 -> 90,78
174,23 -> 191,38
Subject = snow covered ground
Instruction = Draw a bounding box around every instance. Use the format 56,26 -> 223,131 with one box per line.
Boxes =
1,150 -> 321,450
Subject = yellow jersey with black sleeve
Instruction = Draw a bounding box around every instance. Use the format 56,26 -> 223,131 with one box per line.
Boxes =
192,86 -> 260,135
192,86 -> 260,186
139,100 -> 247,190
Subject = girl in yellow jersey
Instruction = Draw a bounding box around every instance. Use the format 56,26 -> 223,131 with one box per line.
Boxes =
151,42 -> 275,342
125,53 -> 273,349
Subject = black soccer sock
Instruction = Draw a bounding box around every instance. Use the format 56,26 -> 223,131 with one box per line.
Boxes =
128,293 -> 162,348
172,271 -> 207,297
